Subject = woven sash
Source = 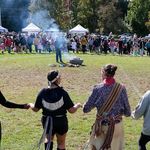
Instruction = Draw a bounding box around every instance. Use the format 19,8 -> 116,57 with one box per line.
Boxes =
91,82 -> 123,150
98,82 -> 122,116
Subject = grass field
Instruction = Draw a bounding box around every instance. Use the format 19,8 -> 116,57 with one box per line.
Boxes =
0,53 -> 150,150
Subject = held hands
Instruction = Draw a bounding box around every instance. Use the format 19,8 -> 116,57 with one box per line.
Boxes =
131,111 -> 135,119
28,103 -> 35,109
24,103 -> 35,109
24,103 -> 30,109
68,103 -> 83,113
74,103 -> 83,109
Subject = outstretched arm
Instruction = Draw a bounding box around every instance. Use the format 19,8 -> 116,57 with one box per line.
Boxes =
0,91 -> 29,109
132,91 -> 150,119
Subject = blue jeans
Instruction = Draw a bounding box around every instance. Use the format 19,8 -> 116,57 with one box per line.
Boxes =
7,46 -> 11,53
56,49 -> 62,62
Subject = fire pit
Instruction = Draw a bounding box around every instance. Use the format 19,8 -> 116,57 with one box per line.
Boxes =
69,57 -> 83,65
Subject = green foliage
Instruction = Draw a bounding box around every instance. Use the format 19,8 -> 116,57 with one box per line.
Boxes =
145,11 -> 150,31
2,0 -> 150,34
77,0 -> 101,33
70,0 -> 80,27
29,0 -> 150,34
117,0 -> 129,19
28,0 -> 129,33
127,0 -> 150,35
98,0 -> 127,34
47,0 -> 71,30
70,0 -> 128,33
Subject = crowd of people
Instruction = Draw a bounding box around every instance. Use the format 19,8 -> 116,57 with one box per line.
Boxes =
1,65 -> 150,150
0,32 -> 150,57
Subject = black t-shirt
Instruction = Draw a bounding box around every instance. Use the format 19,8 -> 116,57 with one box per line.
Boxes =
35,87 -> 74,116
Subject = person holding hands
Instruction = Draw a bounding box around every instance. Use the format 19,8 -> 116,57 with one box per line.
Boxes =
30,70 -> 82,150
132,90 -> 150,150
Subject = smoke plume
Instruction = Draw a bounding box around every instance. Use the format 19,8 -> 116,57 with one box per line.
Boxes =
1,0 -> 30,31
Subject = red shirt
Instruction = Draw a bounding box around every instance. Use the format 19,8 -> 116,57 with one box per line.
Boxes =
5,38 -> 12,47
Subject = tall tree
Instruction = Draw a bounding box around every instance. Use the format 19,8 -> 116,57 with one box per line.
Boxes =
77,0 -> 101,33
28,0 -> 130,34
98,0 -> 127,34
127,0 -> 150,35
117,0 -> 129,19
29,0 -> 69,30
70,0 -> 80,27
53,0 -> 71,30
145,11 -> 150,31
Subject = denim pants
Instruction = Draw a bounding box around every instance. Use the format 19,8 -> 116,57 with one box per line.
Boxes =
56,49 -> 62,62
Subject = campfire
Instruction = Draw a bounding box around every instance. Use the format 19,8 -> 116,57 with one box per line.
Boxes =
49,57 -> 84,68
69,57 -> 83,67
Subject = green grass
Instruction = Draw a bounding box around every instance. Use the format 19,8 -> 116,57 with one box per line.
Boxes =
0,53 -> 150,150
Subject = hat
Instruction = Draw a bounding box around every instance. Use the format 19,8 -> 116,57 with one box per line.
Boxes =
47,70 -> 60,83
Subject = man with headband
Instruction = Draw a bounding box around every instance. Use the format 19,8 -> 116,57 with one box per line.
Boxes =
29,70 -> 82,150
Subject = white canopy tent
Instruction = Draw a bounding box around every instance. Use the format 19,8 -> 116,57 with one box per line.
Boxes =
22,23 -> 41,33
69,24 -> 89,34
0,26 -> 8,32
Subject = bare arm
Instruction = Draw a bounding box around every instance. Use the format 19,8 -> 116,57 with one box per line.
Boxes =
68,103 -> 82,113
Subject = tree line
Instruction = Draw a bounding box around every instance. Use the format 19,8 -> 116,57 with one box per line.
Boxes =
0,0 -> 150,35
29,0 -> 150,35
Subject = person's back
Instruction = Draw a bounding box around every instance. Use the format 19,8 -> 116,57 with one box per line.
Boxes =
118,39 -> 123,48
83,64 -> 131,150
35,87 -> 75,117
93,38 -> 100,47
84,82 -> 131,117
55,37 -> 65,49
29,70 -> 82,150
132,90 -> 150,150
133,90 -> 150,134
27,36 -> 33,45
5,37 -> 12,47
145,41 -> 150,48
34,37 -> 39,46
20,36 -> 26,46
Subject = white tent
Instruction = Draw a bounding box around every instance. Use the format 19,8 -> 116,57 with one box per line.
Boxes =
69,24 -> 89,34
22,23 -> 41,33
0,26 -> 8,32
